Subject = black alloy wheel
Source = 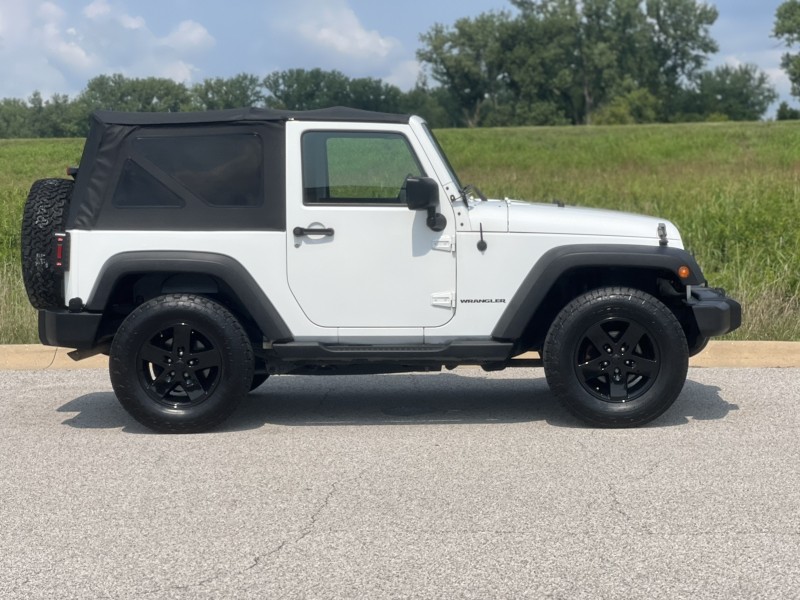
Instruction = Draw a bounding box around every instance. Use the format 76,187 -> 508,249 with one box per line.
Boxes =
543,287 -> 689,427
574,317 -> 660,403
110,294 -> 254,433
136,322 -> 224,408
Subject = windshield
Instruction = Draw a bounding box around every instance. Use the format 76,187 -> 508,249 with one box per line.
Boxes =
421,123 -> 463,193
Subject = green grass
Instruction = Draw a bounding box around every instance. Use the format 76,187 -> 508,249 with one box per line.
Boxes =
0,139 -> 84,344
438,121 -> 800,341
1,123 -> 798,342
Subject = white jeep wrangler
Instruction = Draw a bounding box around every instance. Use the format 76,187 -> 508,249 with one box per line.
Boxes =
22,107 -> 740,432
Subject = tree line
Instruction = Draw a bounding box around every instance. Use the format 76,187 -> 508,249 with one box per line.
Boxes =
0,72 -> 455,138
3,0 -> 800,138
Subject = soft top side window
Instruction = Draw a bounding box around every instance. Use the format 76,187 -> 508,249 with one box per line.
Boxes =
114,132 -> 264,208
302,131 -> 424,205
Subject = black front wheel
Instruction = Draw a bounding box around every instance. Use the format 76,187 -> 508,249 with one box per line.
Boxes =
110,294 -> 254,433
543,287 -> 689,427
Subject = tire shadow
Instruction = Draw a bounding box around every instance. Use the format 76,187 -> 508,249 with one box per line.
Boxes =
652,378 -> 739,427
56,372 -> 738,434
57,391 -> 153,434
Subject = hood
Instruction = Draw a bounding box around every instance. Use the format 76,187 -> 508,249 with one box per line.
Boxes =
468,199 -> 683,247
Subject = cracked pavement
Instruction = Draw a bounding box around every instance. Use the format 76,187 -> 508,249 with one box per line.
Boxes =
1,367 -> 798,599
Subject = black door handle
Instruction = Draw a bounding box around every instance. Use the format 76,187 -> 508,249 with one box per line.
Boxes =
293,226 -> 334,237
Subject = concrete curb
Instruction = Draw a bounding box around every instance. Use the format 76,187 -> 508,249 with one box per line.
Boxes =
0,341 -> 798,371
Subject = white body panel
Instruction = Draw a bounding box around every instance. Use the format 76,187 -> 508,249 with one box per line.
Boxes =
65,230 -> 337,342
65,118 -> 686,347
462,198 -> 683,246
425,231 -> 671,343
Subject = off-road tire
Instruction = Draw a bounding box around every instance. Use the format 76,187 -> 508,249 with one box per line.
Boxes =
109,294 -> 254,433
543,287 -> 689,428
20,178 -> 73,309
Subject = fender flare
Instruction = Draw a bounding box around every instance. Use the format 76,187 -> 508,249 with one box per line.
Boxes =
491,244 -> 706,341
86,251 -> 292,342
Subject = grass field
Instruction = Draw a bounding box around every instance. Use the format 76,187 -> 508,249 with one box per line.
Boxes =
1,121 -> 798,343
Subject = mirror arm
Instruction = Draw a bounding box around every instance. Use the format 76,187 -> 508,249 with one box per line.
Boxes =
426,207 -> 447,232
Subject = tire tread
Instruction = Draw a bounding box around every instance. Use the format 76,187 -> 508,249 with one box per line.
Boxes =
20,178 -> 73,309
109,294 -> 254,433
543,286 -> 688,427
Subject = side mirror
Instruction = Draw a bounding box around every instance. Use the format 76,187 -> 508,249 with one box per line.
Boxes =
405,176 -> 439,210
405,176 -> 447,232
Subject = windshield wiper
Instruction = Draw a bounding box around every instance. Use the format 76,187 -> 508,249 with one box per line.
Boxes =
461,184 -> 487,205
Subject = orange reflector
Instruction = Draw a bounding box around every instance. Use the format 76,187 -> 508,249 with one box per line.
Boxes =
678,266 -> 691,279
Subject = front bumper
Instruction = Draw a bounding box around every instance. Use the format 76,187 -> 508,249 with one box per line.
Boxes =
688,287 -> 742,337
38,309 -> 103,349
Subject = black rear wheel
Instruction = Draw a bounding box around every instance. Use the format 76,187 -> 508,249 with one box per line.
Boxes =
110,294 -> 254,433
543,287 -> 689,427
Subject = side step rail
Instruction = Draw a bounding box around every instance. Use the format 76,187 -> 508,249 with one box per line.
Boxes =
272,341 -> 515,364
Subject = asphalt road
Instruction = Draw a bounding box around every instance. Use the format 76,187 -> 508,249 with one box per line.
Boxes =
1,367 -> 798,600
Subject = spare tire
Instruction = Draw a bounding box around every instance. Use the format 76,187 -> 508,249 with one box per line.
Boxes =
20,178 -> 74,309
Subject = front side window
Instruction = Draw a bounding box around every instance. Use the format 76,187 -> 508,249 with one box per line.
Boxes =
302,131 -> 424,204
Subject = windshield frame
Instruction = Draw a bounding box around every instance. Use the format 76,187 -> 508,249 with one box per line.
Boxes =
420,123 -> 463,194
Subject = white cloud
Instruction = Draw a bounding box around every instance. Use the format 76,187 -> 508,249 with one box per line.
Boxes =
0,0 -> 216,99
38,2 -> 66,22
157,60 -> 195,82
119,14 -> 145,30
40,22 -> 96,71
385,60 -> 421,91
287,0 -> 399,62
83,0 -> 110,20
300,8 -> 396,58
161,20 -> 215,53
0,0 -> 32,46
766,67 -> 792,98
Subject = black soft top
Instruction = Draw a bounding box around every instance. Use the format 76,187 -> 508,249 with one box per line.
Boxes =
69,106 -> 412,231
91,106 -> 411,126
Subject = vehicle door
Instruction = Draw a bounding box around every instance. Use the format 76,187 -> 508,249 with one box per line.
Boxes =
285,121 -> 456,329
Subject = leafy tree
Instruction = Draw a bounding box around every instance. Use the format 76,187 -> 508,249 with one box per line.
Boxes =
501,2 -> 583,124
688,64 -> 777,121
346,77 -> 403,112
0,98 -> 34,138
27,92 -> 84,138
776,101 -> 800,120
593,83 -> 660,125
774,0 -> 800,98
264,69 -> 351,110
76,74 -> 192,114
417,12 -> 509,126
264,68 -> 407,114
191,73 -> 265,110
644,0 -> 719,118
418,0 -> 721,125
399,83 -> 461,128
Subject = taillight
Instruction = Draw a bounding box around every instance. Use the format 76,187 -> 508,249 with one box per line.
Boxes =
54,232 -> 70,272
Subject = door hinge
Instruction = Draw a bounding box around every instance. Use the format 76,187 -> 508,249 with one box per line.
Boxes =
432,235 -> 455,252
431,291 -> 455,308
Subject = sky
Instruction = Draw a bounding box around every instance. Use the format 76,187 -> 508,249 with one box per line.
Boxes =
0,0 -> 793,111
